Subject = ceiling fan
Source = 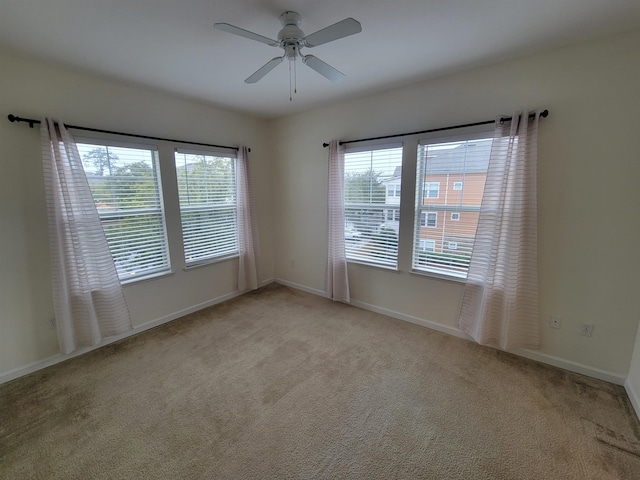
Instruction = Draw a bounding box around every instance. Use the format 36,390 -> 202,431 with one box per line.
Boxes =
214,11 -> 362,86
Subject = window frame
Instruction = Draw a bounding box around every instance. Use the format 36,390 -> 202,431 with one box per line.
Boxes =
420,211 -> 438,228
419,239 -> 436,252
343,142 -> 403,270
422,182 -> 440,199
411,129 -> 494,281
174,147 -> 239,268
76,137 -> 172,284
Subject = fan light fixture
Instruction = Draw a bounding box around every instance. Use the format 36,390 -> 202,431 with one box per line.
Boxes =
214,11 -> 362,100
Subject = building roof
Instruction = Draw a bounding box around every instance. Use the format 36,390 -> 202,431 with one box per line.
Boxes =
422,140 -> 492,175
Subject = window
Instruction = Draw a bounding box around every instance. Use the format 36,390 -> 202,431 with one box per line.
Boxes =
386,184 -> 401,199
344,145 -> 403,268
175,150 -> 238,266
420,212 -> 437,227
413,136 -> 493,278
423,182 -> 440,199
78,142 -> 170,281
419,239 -> 436,252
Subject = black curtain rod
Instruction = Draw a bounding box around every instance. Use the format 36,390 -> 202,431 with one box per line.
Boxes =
322,109 -> 548,148
7,114 -> 245,152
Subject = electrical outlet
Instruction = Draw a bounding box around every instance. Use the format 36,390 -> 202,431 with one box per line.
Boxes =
290,260 -> 295,268
580,324 -> 594,337
549,315 -> 562,329
48,317 -> 56,329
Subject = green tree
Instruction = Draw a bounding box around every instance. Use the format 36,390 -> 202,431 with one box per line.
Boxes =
175,155 -> 236,262
344,169 -> 386,204
81,148 -> 163,276
344,169 -> 386,234
82,147 -> 117,176
112,161 -> 156,209
175,155 -> 234,205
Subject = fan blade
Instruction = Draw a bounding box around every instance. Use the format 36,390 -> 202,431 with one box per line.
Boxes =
303,18 -> 362,47
245,56 -> 284,83
214,23 -> 279,46
302,55 -> 345,83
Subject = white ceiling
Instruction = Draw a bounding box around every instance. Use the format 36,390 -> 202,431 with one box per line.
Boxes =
1,1 -> 639,119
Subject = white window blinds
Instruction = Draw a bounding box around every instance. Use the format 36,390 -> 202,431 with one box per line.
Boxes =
77,143 -> 170,281
413,137 -> 493,277
344,145 -> 403,268
175,150 -> 238,265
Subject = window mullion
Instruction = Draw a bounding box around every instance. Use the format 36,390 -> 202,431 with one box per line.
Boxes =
397,138 -> 418,273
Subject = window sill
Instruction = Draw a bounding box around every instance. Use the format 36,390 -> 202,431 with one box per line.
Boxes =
184,253 -> 239,270
120,269 -> 173,286
347,260 -> 400,273
409,268 -> 467,284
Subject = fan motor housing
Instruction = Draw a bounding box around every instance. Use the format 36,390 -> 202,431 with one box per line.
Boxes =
279,11 -> 301,27
278,11 -> 304,44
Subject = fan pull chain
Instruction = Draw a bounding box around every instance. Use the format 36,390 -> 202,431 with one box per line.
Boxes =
289,59 -> 292,101
294,51 -> 297,95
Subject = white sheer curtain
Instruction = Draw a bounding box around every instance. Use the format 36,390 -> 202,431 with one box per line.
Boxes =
236,146 -> 260,291
40,118 -> 131,355
458,111 -> 541,350
326,140 -> 350,302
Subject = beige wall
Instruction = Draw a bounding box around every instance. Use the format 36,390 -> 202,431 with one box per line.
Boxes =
0,50 -> 274,376
271,29 -> 640,377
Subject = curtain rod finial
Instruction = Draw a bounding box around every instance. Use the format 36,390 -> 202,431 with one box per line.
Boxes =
7,114 -> 36,128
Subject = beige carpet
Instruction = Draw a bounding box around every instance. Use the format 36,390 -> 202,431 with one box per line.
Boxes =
1,283 -> 640,479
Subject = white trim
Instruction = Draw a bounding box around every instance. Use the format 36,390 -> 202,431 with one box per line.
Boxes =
273,278 -> 329,298
175,146 -> 237,158
183,253 -> 239,270
259,277 -> 276,287
513,349 -> 626,386
2,277 -> 628,391
0,285 -> 266,385
349,297 -> 626,385
625,378 -> 640,421
422,182 -> 440,199
349,298 -> 473,341
274,283 -> 627,386
346,260 -> 400,273
421,211 -> 438,228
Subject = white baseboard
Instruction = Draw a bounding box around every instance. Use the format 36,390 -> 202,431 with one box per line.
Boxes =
2,278 -> 629,392
273,278 -> 329,298
625,378 -> 640,421
259,278 -> 276,288
0,287 -> 252,385
348,297 -> 473,342
276,279 -> 627,386
514,349 -> 626,386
